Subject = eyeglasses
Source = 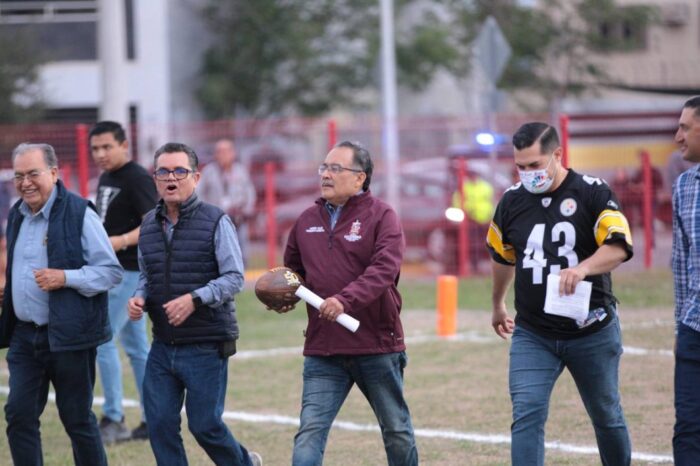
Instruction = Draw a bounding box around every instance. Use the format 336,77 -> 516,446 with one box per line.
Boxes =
318,163 -> 363,175
14,169 -> 48,184
153,167 -> 194,181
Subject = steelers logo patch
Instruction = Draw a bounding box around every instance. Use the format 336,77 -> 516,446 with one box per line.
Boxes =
560,198 -> 577,217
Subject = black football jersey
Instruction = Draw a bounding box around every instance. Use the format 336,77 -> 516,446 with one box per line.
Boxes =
487,169 -> 633,339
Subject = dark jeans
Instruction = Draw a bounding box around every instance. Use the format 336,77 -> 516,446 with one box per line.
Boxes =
292,352 -> 418,466
143,340 -> 252,466
4,322 -> 106,466
509,317 -> 630,466
674,323 -> 700,465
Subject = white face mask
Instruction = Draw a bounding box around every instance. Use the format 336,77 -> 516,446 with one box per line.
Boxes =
518,154 -> 556,194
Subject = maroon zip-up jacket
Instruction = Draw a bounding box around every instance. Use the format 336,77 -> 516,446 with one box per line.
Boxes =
284,191 -> 406,356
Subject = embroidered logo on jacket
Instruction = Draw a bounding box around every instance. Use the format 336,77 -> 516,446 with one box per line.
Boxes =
541,197 -> 552,208
305,226 -> 325,233
344,220 -> 362,242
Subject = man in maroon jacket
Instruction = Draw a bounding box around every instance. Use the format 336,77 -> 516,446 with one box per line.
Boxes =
281,141 -> 418,466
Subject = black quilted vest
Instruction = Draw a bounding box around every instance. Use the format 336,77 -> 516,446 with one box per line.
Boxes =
139,195 -> 238,344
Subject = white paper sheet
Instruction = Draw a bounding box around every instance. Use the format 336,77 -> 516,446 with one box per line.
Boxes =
543,274 -> 592,323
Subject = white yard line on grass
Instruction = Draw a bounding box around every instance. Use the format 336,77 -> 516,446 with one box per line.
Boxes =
624,346 -> 674,357
232,333 -> 673,361
236,346 -> 302,359
234,331 -> 494,359
0,385 -> 673,464
620,319 -> 675,330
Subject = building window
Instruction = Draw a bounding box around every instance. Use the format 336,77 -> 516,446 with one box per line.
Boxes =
0,0 -> 135,61
593,6 -> 649,52
4,22 -> 97,60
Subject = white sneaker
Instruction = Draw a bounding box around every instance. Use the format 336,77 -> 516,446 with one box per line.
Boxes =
249,451 -> 263,466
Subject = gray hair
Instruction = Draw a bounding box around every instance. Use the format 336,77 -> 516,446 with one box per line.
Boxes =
12,143 -> 58,168
335,140 -> 373,191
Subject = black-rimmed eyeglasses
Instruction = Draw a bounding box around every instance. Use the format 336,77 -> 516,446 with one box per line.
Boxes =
153,167 -> 194,181
318,163 -> 363,175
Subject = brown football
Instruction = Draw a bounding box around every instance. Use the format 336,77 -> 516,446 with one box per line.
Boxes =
254,267 -> 304,310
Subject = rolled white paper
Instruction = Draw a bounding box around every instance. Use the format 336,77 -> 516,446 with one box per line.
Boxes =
295,285 -> 324,309
295,285 -> 360,333
335,313 -> 360,333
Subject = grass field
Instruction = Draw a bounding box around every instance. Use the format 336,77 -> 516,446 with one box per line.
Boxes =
0,267 -> 676,465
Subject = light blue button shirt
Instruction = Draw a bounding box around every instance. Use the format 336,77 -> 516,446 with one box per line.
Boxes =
11,186 -> 123,325
135,211 -> 244,307
324,190 -> 364,230
324,203 -> 343,230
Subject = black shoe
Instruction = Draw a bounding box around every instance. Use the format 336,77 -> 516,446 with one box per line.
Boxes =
131,422 -> 149,441
99,416 -> 131,445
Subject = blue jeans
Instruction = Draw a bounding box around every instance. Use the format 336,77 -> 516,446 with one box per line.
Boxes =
143,340 -> 252,466
4,323 -> 107,466
292,352 -> 418,466
97,270 -> 150,422
674,323 -> 700,465
509,316 -> 630,466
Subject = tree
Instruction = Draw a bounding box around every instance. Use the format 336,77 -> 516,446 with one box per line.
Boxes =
197,0 -> 657,117
197,0 -> 463,118
446,0 -> 658,109
0,30 -> 44,123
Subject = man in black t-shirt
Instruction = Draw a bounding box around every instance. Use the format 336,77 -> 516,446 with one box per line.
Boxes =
487,122 -> 634,466
90,121 -> 157,444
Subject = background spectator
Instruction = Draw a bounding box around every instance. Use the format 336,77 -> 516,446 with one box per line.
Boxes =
197,139 -> 256,264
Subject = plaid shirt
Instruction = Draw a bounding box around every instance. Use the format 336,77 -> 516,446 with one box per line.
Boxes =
672,165 -> 700,333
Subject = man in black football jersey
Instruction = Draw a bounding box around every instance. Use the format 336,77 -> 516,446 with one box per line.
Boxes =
487,122 -> 634,466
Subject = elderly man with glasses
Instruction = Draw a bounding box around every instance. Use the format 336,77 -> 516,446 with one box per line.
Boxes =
0,142 -> 123,466
274,140 -> 418,466
127,142 -> 262,466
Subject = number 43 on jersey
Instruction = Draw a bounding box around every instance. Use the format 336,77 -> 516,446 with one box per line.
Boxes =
523,222 -> 578,284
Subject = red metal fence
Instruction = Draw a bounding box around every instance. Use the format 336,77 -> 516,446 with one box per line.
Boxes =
0,113 -> 677,274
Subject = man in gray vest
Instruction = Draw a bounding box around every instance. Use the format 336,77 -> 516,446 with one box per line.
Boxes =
127,142 -> 261,466
0,143 -> 123,466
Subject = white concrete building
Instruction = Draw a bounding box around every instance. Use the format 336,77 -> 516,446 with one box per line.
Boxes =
3,0 -> 700,138
0,0 -> 211,164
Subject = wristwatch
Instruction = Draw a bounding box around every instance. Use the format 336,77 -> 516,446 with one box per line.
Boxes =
190,292 -> 204,308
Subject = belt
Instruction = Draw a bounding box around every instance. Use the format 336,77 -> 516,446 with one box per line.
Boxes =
16,320 -> 48,330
